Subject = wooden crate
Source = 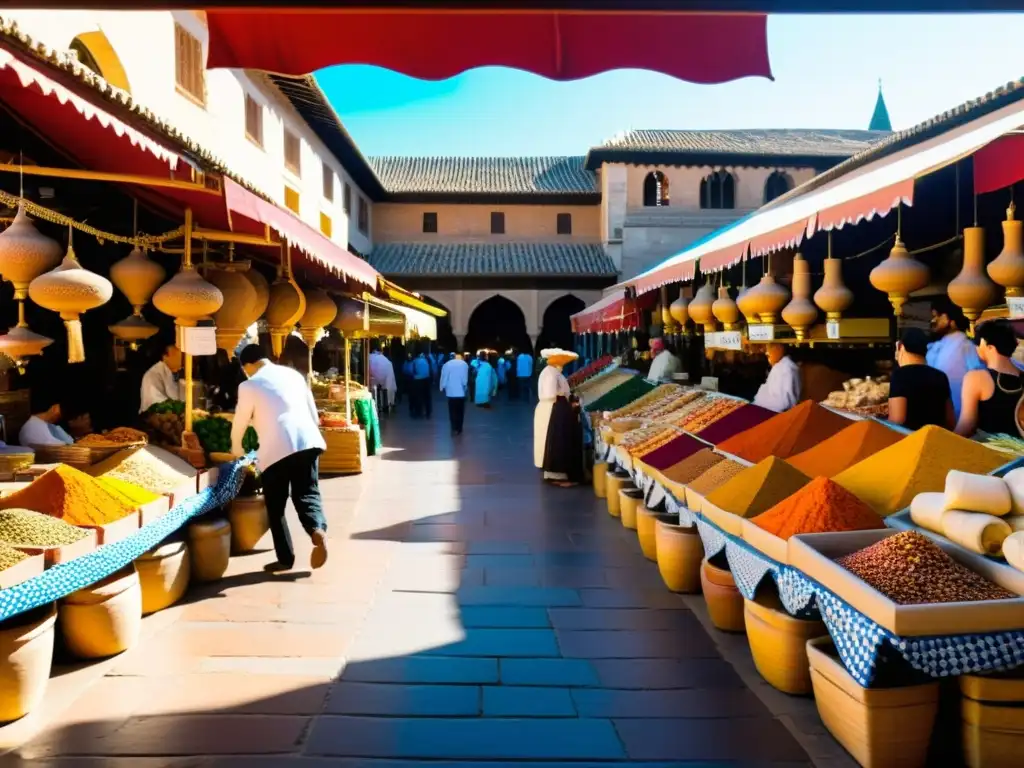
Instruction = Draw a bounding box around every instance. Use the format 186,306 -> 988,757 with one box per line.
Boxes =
320,427 -> 366,475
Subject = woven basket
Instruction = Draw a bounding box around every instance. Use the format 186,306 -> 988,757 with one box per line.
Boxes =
0,449 -> 34,475
80,439 -> 147,465
30,444 -> 92,469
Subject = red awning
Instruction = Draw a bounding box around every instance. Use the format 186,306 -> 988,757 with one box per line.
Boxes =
632,256 -> 696,295
223,178 -> 379,287
973,134 -> 1024,197
0,46 -> 184,177
206,10 -> 771,83
571,290 -> 657,334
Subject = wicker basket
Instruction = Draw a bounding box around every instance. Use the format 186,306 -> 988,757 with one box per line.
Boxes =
80,440 -> 147,465
320,427 -> 366,475
29,444 -> 92,469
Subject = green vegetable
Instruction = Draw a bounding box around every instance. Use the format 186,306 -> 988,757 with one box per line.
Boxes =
145,399 -> 185,417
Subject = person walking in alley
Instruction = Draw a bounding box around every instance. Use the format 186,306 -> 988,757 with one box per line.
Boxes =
440,351 -> 469,435
231,344 -> 328,572
474,350 -> 498,408
413,348 -> 433,418
516,347 -> 534,401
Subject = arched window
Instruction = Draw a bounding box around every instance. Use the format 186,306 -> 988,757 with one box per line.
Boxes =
68,32 -> 132,93
764,171 -> 794,204
699,170 -> 735,210
642,170 -> 670,207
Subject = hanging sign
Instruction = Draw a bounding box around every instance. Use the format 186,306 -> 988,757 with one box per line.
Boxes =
748,324 -> 775,342
180,326 -> 217,356
1008,297 -> 1024,320
826,320 -> 841,340
705,331 -> 742,350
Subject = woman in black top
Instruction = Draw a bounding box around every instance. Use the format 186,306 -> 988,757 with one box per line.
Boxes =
888,328 -> 955,430
956,320 -> 1023,436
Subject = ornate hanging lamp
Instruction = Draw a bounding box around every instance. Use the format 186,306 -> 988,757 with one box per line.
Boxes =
298,287 -> 338,348
869,205 -> 929,317
711,285 -> 740,330
151,216 -> 224,346
205,245 -> 263,356
28,229 -> 113,363
669,287 -> 689,329
987,199 -> 1024,298
948,223 -> 996,334
687,282 -> 716,333
108,244 -> 165,349
782,253 -> 818,340
813,233 -> 854,320
264,244 -> 306,359
748,270 -> 789,325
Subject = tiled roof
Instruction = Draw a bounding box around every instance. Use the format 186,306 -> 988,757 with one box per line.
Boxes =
369,156 -> 597,196
367,242 -> 617,277
594,129 -> 887,157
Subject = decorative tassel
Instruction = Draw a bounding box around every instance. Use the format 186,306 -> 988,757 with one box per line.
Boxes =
65,318 -> 85,363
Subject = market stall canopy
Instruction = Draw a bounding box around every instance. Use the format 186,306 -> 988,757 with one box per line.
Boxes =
204,9 -> 771,83
627,79 -> 1024,292
365,293 -> 438,340
571,289 -> 657,334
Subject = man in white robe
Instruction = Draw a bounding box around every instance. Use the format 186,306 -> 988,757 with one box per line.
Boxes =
753,343 -> 801,413
647,338 -> 682,381
368,347 -> 397,409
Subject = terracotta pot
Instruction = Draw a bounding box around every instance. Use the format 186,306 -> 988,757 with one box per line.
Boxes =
711,286 -> 740,329
636,506 -> 664,561
669,289 -> 690,327
265,277 -> 306,358
744,591 -> 826,695
782,254 -> 818,339
0,604 -> 56,722
989,203 -> 1024,298
700,559 -> 745,632
735,284 -> 760,324
814,258 -> 854,320
655,520 -> 703,593
59,565 -> 141,659
229,495 -> 269,553
619,488 -> 643,530
135,539 -> 190,615
593,461 -> 609,498
298,287 -> 338,347
749,273 -> 790,324
949,226 -> 997,329
869,235 -> 929,317
688,283 -> 716,331
188,518 -> 232,582
110,246 -> 165,311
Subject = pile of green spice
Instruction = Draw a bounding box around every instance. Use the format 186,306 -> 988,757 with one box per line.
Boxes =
0,543 -> 27,571
0,508 -> 91,547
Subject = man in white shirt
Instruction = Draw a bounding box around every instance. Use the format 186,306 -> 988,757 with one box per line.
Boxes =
647,338 -> 683,381
516,350 -> 534,402
439,352 -> 470,435
139,343 -> 183,413
753,343 -> 802,413
231,345 -> 328,572
19,399 -> 74,447
368,345 -> 397,410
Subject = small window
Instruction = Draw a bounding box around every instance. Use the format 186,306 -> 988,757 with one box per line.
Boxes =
244,94 -> 263,147
320,212 -> 332,238
643,170 -> 670,207
490,211 -> 505,235
284,130 -> 301,176
343,183 -> 352,214
357,197 -> 369,234
284,185 -> 300,215
763,170 -> 793,204
699,170 -> 736,210
174,23 -> 205,105
423,212 -> 438,233
322,162 -> 334,202
556,213 -> 572,235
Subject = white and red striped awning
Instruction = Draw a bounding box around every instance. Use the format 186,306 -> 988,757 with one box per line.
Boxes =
571,290 -> 657,334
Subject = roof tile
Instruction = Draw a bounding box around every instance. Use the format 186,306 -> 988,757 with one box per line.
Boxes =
367,242 -> 616,277
369,156 -> 597,195
594,129 -> 887,158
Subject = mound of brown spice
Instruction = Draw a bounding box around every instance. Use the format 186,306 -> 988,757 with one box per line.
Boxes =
688,459 -> 746,496
837,531 -> 1015,605
660,448 -> 725,486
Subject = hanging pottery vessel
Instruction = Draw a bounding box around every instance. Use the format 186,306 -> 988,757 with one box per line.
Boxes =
687,283 -> 716,332
869,235 -> 929,317
331,295 -> 367,335
298,287 -> 338,347
948,226 -> 996,332
246,267 -> 270,318
749,273 -> 790,324
669,289 -> 689,328
152,265 -> 224,329
813,258 -> 854,320
988,203 -> 1024,297
0,206 -> 62,299
781,255 -> 818,340
29,243 -> 113,363
736,283 -> 760,324
108,314 -> 158,350
0,299 -> 52,372
206,263 -> 261,355
264,276 -> 306,359
711,286 -> 740,330
110,246 -> 166,311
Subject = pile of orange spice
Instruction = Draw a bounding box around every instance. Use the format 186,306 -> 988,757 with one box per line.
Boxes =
751,477 -> 885,540
0,464 -> 135,525
787,420 -> 904,478
717,401 -> 852,463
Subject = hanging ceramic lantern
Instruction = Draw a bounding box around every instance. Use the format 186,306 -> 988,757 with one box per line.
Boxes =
0,207 -> 62,300
813,258 -> 854,320
246,267 -> 270,318
711,286 -> 740,330
669,288 -> 689,328
108,315 -> 158,350
781,254 -> 818,340
687,283 -> 716,332
735,283 -> 760,324
987,202 -> 1024,297
108,245 -> 165,350
298,287 -> 338,347
28,241 -> 113,363
749,273 -> 790,324
153,265 -> 224,330
869,235 -> 929,317
948,226 -> 996,332
331,295 -> 367,335
265,275 -> 306,359
0,302 -> 52,372
206,263 -> 261,355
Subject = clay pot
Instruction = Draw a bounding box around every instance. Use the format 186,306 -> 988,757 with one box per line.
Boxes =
814,258 -> 854,320
207,264 -> 260,354
782,254 -> 818,339
656,520 -> 704,593
0,206 -> 62,299
711,286 -> 741,329
135,539 -> 190,614
736,284 -> 760,324
669,289 -> 689,327
152,265 -> 224,327
265,277 -> 306,358
988,203 -> 1024,298
229,495 -> 269,553
109,246 -> 165,311
29,245 -> 113,363
700,559 -> 746,632
331,295 -> 368,335
59,565 -> 141,659
246,267 -> 270,318
688,283 -> 716,332
869,236 -> 929,317
948,226 -> 997,330
749,273 -> 790,325
298,287 -> 338,347
188,518 -> 232,583
0,605 -> 56,722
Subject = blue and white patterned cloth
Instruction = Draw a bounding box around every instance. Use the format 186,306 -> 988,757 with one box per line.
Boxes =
0,456 -> 252,622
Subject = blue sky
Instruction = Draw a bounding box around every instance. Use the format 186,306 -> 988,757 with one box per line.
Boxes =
316,14 -> 1024,157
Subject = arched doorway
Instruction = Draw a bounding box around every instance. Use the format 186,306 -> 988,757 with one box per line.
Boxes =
537,294 -> 586,353
465,295 -> 530,356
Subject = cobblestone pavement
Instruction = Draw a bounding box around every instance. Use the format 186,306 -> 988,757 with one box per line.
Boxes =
0,392 -> 854,767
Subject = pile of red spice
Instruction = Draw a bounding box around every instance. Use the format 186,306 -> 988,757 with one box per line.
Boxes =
750,476 -> 885,540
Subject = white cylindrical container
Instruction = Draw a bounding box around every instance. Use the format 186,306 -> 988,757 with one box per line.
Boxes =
941,510 -> 1012,556
944,470 -> 1011,517
1003,531 -> 1024,572
910,492 -> 947,535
